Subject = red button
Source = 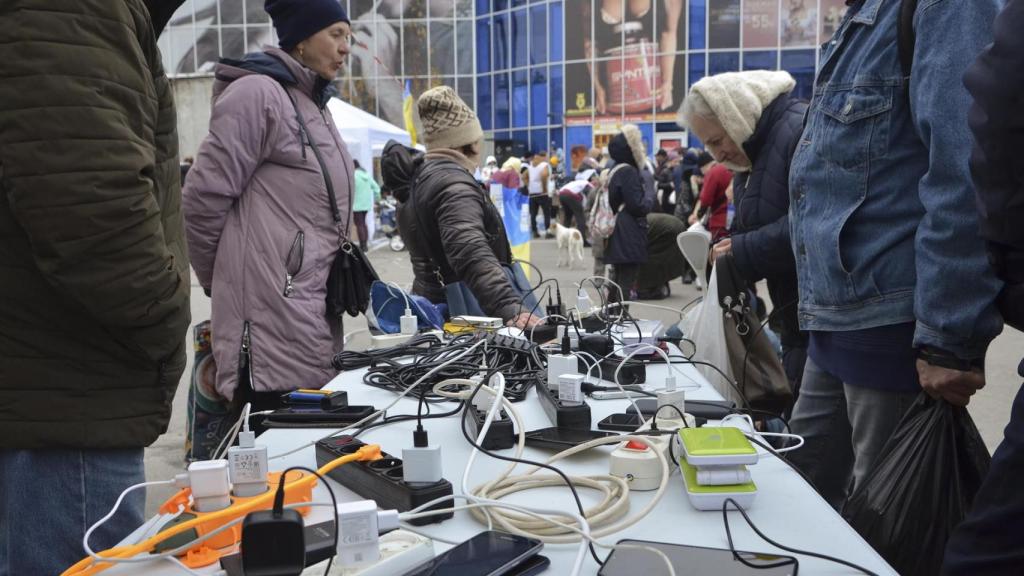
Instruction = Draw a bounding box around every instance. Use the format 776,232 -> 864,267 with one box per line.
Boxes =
625,440 -> 649,451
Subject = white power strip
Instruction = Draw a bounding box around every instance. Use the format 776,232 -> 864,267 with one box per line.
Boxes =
302,530 -> 435,576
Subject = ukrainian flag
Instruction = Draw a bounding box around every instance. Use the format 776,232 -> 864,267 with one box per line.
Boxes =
488,180 -> 531,278
403,81 -> 418,147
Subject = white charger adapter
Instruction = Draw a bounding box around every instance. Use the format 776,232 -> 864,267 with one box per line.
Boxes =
335,500 -> 401,566
547,354 -> 578,389
227,431 -> 269,497
188,460 -> 232,512
400,308 -> 418,335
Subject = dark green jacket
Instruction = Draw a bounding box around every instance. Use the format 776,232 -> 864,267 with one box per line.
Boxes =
0,0 -> 191,449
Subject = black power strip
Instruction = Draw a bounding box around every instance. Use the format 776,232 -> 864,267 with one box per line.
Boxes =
534,380 -> 591,430
314,435 -> 454,526
466,407 -> 516,450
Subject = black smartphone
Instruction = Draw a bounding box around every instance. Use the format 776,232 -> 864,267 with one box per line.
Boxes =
598,539 -> 798,576
402,531 -> 544,576
524,427 -> 617,450
507,554 -> 549,576
266,405 -> 375,423
597,413 -> 644,432
625,398 -> 737,420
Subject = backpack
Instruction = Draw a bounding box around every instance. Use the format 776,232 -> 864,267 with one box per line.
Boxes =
588,165 -> 626,239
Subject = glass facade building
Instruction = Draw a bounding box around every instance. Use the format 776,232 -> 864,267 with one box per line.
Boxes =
162,0 -> 847,155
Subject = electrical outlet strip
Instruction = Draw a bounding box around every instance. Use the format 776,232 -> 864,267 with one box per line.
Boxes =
534,379 -> 592,430
466,408 -> 516,450
297,530 -> 435,576
315,436 -> 454,526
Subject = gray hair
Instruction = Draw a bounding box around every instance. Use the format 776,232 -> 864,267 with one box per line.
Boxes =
677,90 -> 716,130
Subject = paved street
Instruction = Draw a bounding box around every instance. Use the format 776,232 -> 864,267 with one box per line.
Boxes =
144,236 -> 1024,513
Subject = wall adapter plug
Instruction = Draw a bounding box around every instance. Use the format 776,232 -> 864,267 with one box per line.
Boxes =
656,378 -> 686,414
241,507 -> 305,576
403,428 -> 443,484
547,354 -> 578,389
400,308 -> 418,335
335,500 -> 399,566
576,289 -> 594,316
188,459 -> 232,512
558,374 -> 585,405
228,431 -> 269,497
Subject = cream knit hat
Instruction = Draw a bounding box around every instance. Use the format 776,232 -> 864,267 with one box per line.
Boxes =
683,70 -> 796,146
417,86 -> 484,151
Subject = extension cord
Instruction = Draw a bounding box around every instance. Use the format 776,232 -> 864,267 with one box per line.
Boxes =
609,439 -> 664,491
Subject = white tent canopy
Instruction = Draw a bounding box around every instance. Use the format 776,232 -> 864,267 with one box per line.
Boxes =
327,97 -> 411,174
327,97 -> 411,244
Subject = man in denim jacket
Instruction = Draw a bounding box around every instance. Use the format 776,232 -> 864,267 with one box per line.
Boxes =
787,0 -> 1004,509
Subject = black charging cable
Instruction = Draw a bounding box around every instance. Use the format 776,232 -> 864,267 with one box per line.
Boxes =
274,466 -> 339,576
721,498 -> 879,575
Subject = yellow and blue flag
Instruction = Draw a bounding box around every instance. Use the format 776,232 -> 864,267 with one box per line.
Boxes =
403,81 -> 418,147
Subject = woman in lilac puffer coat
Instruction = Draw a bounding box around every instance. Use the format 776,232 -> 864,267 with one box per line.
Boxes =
183,4 -> 354,415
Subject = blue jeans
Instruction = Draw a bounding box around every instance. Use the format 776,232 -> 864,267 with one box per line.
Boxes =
0,448 -> 145,576
787,358 -> 918,509
943,372 -> 1024,575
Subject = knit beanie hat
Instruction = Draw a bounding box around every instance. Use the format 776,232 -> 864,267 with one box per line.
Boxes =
688,70 -> 796,146
266,0 -> 350,51
417,86 -> 484,151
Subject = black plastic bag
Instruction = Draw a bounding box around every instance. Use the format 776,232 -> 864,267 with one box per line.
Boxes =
843,393 -> 991,576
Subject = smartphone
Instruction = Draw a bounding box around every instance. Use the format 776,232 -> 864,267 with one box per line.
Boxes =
598,539 -> 798,576
266,405 -> 375,423
625,399 -> 737,420
524,427 -> 617,450
597,413 -> 644,432
507,554 -> 549,576
402,531 -> 544,576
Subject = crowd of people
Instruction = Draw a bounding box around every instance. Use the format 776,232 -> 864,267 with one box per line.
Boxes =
1,0 -> 1023,574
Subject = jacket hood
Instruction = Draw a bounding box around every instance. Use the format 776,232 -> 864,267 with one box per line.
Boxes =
608,124 -> 646,170
213,47 -> 336,108
381,140 -> 425,203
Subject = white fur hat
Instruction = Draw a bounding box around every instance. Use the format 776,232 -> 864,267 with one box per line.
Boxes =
682,70 -> 796,146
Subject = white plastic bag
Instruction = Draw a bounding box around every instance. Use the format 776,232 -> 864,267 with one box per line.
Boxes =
686,263 -> 739,404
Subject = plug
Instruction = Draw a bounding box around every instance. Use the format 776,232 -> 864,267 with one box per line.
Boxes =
228,431 -> 270,497
547,352 -> 578,389
558,374 -> 585,405
400,308 -> 418,335
241,507 -> 305,576
335,500 -> 400,566
576,289 -> 594,316
403,426 -> 443,483
188,460 -> 232,512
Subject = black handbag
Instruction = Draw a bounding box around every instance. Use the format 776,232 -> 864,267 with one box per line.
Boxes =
283,86 -> 378,318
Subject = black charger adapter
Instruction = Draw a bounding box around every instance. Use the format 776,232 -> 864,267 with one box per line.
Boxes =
241,508 -> 306,576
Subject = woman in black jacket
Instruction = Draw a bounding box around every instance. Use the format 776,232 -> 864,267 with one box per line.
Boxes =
679,70 -> 808,394
604,124 -> 656,301
383,87 -> 541,328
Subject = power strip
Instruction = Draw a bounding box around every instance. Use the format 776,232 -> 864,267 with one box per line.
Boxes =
299,530 -> 435,576
466,407 -> 516,450
534,379 -> 591,430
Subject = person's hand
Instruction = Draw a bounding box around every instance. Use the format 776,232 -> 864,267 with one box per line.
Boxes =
658,81 -> 673,111
917,360 -> 986,406
688,214 -> 698,225
595,85 -> 607,115
710,238 -> 732,263
508,312 -> 543,329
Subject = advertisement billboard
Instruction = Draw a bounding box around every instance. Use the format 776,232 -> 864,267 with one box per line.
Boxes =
564,0 -> 687,125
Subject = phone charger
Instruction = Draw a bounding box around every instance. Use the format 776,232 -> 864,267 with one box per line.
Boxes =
679,459 -> 757,511
241,509 -> 306,576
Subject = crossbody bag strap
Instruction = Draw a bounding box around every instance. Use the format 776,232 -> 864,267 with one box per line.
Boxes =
279,84 -> 346,233
897,0 -> 919,102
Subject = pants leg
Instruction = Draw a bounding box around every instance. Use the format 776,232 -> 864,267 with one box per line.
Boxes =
540,197 -> 553,233
353,211 -> 368,249
569,197 -> 588,241
0,448 -> 145,576
787,358 -> 855,509
843,383 -> 918,496
529,197 -> 541,236
610,264 -> 639,302
592,239 -> 606,281
943,379 -> 1024,575
782,343 -> 808,406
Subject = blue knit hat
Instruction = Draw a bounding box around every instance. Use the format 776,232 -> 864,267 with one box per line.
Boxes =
265,0 -> 350,51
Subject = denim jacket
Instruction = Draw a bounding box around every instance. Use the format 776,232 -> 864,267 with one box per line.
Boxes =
789,0 -> 1004,360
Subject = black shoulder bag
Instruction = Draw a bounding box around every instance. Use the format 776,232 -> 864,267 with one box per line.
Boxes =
281,86 -> 379,318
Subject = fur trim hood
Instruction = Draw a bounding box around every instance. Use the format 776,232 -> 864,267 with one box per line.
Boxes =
608,124 -> 646,170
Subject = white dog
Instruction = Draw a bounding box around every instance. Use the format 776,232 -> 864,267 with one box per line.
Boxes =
552,222 -> 585,269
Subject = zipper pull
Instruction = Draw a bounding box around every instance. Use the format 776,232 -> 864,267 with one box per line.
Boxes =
283,274 -> 294,297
